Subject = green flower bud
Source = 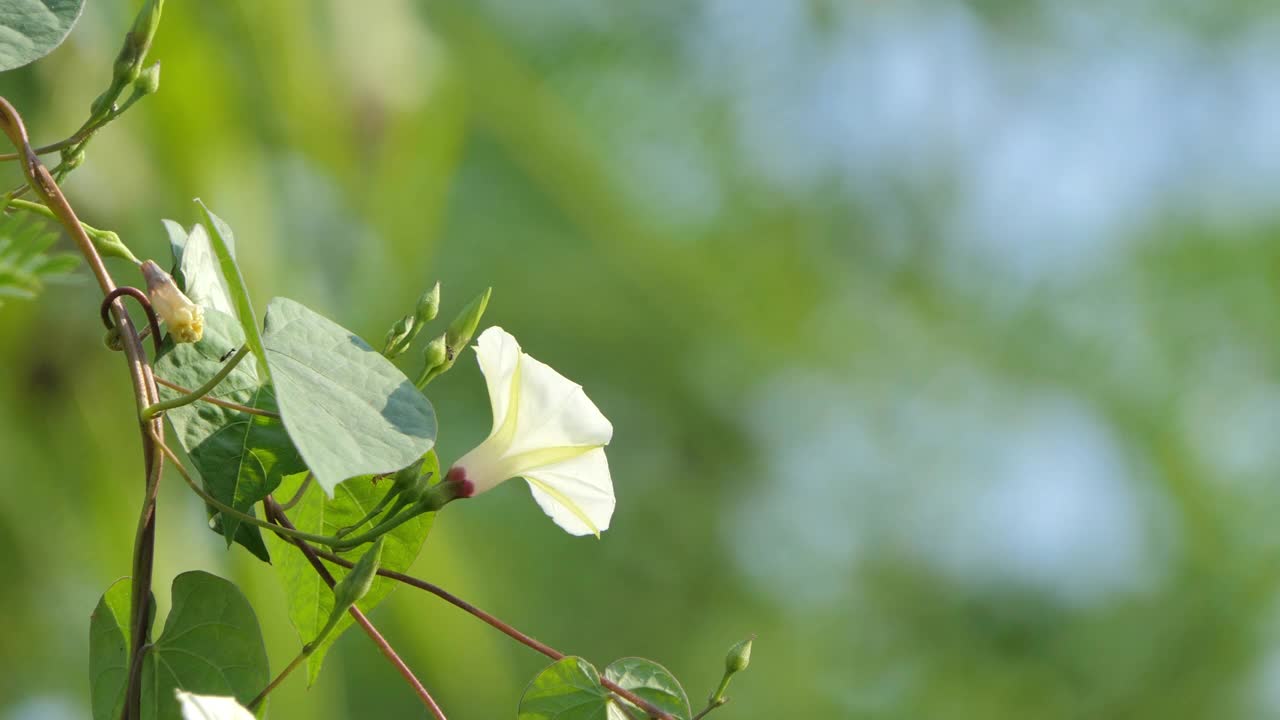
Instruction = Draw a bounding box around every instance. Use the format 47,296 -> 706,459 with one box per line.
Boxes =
445,287 -> 491,355
725,636 -> 753,674
414,282 -> 441,325
424,333 -> 447,368
414,333 -> 449,388
382,315 -> 414,357
134,62 -> 161,96
112,55 -> 141,85
331,537 -> 384,617
391,456 -> 430,498
111,0 -> 164,86
92,230 -> 141,264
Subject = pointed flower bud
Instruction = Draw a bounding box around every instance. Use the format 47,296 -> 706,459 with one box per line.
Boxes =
92,229 -> 140,264
725,636 -> 753,674
414,333 -> 449,388
446,287 -> 491,355
382,315 -> 414,357
134,61 -> 161,96
141,259 -> 204,343
414,281 -> 441,325
176,690 -> 254,720
446,327 -> 614,537
117,0 -> 164,79
331,537 -> 384,616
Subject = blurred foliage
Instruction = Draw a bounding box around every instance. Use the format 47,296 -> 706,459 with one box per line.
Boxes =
1,1 -> 1279,719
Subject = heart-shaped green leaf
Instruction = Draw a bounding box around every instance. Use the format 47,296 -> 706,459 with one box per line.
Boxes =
519,656 -> 693,720
519,657 -> 610,720
194,201 -> 268,379
603,658 -> 691,720
88,578 -> 133,720
89,572 -> 270,720
262,296 -> 437,495
0,0 -> 85,71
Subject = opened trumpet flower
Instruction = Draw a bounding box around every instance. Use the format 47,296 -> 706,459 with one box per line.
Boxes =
446,326 -> 615,536
176,691 -> 254,720
141,259 -> 204,343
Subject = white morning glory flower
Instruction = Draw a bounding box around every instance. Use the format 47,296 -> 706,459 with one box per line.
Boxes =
446,326 -> 615,536
175,690 -> 254,720
142,259 -> 205,343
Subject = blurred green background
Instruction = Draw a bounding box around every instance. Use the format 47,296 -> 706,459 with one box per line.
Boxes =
2,1 -> 1280,718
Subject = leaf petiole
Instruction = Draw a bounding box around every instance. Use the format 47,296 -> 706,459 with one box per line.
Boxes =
142,346 -> 249,420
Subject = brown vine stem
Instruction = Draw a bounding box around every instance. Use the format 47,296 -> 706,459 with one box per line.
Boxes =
0,97 -> 163,720
304,546 -> 677,720
262,497 -> 449,720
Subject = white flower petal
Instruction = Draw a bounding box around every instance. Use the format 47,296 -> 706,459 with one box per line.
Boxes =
523,447 -> 614,536
474,326 -> 522,440
175,691 -> 255,720
504,352 -> 613,456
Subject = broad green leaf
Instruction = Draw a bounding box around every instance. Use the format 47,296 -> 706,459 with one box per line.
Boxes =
519,657 -> 692,720
0,0 -> 84,71
262,296 -> 437,495
157,310 -> 305,560
89,578 -> 132,720
89,573 -> 268,720
165,219 -> 235,317
519,657 -> 610,720
267,454 -> 438,685
194,201 -> 268,380
164,219 -> 187,269
603,658 -> 691,720
140,572 -> 270,720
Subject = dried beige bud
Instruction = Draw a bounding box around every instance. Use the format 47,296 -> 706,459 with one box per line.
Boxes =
141,260 -> 204,343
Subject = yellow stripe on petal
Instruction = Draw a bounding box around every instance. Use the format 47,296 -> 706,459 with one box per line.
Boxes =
524,475 -> 601,538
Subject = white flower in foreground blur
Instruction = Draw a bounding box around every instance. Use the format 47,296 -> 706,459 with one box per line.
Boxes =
175,690 -> 254,720
141,259 -> 204,343
446,326 -> 614,536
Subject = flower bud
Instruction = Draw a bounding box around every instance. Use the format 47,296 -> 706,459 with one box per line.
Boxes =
725,636 -> 753,674
414,282 -> 441,325
141,260 -> 204,343
134,62 -> 161,96
92,230 -> 140,264
112,55 -> 141,85
331,537 -> 384,616
119,0 -> 164,76
414,333 -> 448,388
382,315 -> 414,357
445,287 -> 491,355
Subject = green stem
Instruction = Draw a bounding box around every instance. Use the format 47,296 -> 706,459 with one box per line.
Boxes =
151,429 -> 341,548
247,648 -> 307,712
690,699 -> 728,720
250,584 -> 355,708
275,472 -> 313,511
328,503 -> 422,550
142,347 -> 248,420
153,377 -> 280,418
335,485 -> 399,538
3,197 -> 140,263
